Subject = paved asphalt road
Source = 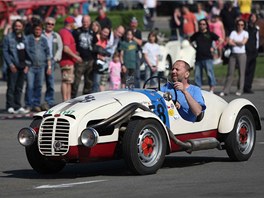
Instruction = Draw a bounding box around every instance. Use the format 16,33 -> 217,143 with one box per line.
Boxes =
0,68 -> 263,197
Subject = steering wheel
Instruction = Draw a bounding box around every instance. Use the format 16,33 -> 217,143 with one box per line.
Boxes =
143,76 -> 167,90
143,76 -> 177,104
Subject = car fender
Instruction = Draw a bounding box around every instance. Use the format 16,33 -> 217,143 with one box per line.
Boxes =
132,111 -> 171,149
218,98 -> 261,133
33,111 -> 46,119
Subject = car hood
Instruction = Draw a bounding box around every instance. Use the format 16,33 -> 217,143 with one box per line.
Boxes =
43,90 -> 152,120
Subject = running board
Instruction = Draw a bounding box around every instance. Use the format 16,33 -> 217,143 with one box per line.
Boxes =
186,138 -> 221,153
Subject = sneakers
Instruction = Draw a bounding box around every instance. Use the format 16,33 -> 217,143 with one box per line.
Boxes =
16,107 -> 30,114
244,89 -> 254,94
213,58 -> 223,65
220,92 -> 242,96
7,107 -> 30,114
32,106 -> 42,112
7,107 -> 15,114
235,92 -> 242,96
219,92 -> 227,97
41,103 -> 50,111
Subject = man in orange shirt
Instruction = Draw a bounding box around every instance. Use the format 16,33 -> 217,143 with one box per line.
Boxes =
182,5 -> 198,38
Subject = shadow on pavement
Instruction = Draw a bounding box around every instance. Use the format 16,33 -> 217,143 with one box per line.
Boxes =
1,156 -> 230,179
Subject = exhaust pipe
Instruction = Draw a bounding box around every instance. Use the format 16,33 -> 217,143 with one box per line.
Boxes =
186,138 -> 221,153
90,103 -> 150,129
167,127 -> 220,153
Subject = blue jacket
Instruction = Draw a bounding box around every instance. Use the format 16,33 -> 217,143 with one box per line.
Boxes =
3,32 -> 29,69
26,34 -> 51,67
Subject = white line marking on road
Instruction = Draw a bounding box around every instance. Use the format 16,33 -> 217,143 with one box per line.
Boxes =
34,180 -> 107,189
257,142 -> 264,145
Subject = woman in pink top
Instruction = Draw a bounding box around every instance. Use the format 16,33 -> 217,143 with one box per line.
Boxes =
209,14 -> 226,63
109,52 -> 122,90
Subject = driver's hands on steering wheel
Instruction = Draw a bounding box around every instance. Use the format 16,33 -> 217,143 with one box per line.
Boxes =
173,81 -> 185,92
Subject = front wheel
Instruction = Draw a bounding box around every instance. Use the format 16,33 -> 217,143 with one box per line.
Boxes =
26,143 -> 66,174
225,109 -> 256,161
123,119 -> 167,175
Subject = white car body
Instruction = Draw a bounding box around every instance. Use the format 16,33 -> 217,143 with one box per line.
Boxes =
18,84 -> 261,175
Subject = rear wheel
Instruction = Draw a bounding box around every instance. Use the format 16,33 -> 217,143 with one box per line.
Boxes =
225,109 -> 256,161
123,119 -> 167,175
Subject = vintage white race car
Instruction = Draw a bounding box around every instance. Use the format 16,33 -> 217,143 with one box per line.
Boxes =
18,77 -> 261,175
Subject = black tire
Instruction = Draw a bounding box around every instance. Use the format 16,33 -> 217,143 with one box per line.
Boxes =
123,119 -> 167,175
225,109 -> 256,161
25,118 -> 66,174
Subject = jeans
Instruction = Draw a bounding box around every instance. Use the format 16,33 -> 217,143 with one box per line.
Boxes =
134,52 -> 141,88
44,61 -> 55,106
195,59 -> 216,88
145,63 -> 158,86
6,68 -> 26,110
92,71 -> 100,93
25,67 -> 45,108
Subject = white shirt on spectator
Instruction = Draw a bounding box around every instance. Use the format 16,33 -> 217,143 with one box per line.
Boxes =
142,42 -> 160,66
230,30 -> 249,54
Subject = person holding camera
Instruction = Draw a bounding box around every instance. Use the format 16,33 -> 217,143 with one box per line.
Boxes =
93,26 -> 111,92
71,15 -> 98,98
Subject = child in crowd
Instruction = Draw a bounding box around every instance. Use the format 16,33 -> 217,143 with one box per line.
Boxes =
109,52 -> 121,90
209,14 -> 225,65
119,29 -> 138,88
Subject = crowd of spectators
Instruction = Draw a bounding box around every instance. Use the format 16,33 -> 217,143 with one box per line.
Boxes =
170,0 -> 259,95
1,0 -> 261,114
1,2 -> 143,114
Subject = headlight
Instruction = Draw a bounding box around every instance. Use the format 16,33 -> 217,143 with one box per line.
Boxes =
18,127 -> 37,147
81,127 -> 99,147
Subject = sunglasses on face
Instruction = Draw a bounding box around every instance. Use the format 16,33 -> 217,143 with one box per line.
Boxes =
199,23 -> 206,26
46,23 -> 55,26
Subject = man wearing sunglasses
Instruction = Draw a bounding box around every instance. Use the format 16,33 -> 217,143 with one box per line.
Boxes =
190,19 -> 223,94
42,17 -> 63,110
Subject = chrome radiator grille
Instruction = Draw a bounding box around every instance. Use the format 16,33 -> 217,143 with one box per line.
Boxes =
38,118 -> 70,156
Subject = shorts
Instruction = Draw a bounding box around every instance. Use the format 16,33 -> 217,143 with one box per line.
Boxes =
61,65 -> 74,84
100,72 -> 109,86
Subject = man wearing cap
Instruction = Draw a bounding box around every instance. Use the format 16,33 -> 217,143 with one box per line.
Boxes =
161,60 -> 206,122
59,16 -> 82,101
130,17 -> 142,88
